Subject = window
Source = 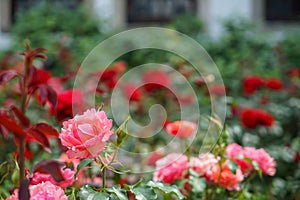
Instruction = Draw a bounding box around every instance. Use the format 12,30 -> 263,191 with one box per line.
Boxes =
0,0 -> 82,32
127,0 -> 197,23
265,0 -> 300,21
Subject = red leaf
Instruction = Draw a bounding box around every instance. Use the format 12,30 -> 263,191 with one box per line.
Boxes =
10,106 -> 30,127
39,85 -> 48,106
33,160 -> 65,182
27,129 -> 51,153
46,85 -> 57,109
32,123 -> 59,138
0,110 -> 27,138
0,70 -> 18,85
38,85 -> 57,108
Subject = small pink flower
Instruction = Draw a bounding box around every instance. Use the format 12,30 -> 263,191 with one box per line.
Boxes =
165,121 -> 197,138
153,153 -> 188,184
189,153 -> 219,176
206,161 -> 244,191
59,108 -> 114,159
31,167 -> 75,188
6,182 -> 68,200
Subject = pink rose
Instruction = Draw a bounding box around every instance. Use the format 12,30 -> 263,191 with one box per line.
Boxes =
226,143 -> 276,176
165,121 -> 197,138
153,153 -> 188,184
31,167 -> 75,188
189,153 -> 219,176
244,147 -> 276,176
206,161 -> 244,191
226,143 -> 253,176
59,108 -> 114,159
6,181 -> 67,200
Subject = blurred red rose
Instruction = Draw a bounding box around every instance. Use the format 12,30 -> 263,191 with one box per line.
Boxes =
165,120 -> 197,138
99,61 -> 127,91
123,83 -> 142,102
142,70 -> 170,92
265,78 -> 283,90
29,68 -> 52,87
50,89 -> 83,122
243,75 -> 264,95
241,108 -> 274,129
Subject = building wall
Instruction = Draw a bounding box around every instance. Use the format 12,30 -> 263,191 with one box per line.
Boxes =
0,0 -> 299,50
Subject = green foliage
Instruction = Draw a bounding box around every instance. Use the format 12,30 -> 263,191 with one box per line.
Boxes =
10,1 -> 106,71
78,181 -> 184,200
169,14 -> 204,37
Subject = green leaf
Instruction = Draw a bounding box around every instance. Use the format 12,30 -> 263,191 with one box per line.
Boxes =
252,161 -> 260,171
147,181 -> 184,200
115,117 -> 130,146
75,158 -> 94,178
105,185 -> 128,200
189,176 -> 206,193
228,161 -> 238,174
128,185 -> 157,200
0,162 -> 10,185
78,185 -> 109,200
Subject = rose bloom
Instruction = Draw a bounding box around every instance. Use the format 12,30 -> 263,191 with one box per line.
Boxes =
265,78 -> 283,90
31,167 -> 75,188
206,161 -> 244,191
59,108 -> 114,159
189,153 -> 219,176
153,153 -> 188,184
243,147 -> 276,176
123,83 -> 142,102
226,143 -> 276,176
6,181 -> 68,200
241,108 -> 274,129
142,70 -> 170,92
243,75 -> 264,95
50,89 -> 84,122
165,120 -> 197,138
226,143 -> 254,176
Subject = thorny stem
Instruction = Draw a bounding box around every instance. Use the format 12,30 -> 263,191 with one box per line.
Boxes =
18,51 -> 31,185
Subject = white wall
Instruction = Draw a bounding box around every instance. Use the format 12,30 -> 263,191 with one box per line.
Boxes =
205,0 -> 253,39
0,1 -> 12,50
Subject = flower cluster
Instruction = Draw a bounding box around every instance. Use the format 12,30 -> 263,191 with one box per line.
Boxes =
240,108 -> 274,129
154,144 -> 276,191
243,75 -> 283,95
226,143 -> 276,176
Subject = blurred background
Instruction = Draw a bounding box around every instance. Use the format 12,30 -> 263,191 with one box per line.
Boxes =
0,1 -> 300,199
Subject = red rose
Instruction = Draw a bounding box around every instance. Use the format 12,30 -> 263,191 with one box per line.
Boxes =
29,68 -> 52,86
142,70 -> 170,92
242,75 -> 264,95
265,78 -> 283,90
123,83 -> 142,102
50,89 -> 83,122
241,108 -> 274,129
